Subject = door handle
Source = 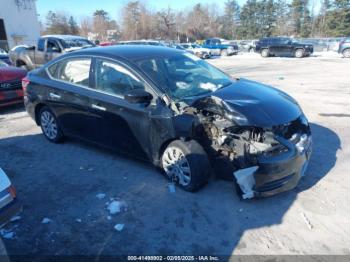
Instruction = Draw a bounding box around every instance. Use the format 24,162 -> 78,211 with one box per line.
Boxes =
91,104 -> 106,111
49,92 -> 61,99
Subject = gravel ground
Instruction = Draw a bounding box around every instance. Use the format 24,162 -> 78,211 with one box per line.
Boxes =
0,52 -> 350,257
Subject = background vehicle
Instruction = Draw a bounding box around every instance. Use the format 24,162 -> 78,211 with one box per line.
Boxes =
255,37 -> 313,58
180,43 -> 211,59
239,40 -> 258,52
118,40 -> 166,46
0,168 -> 21,228
9,35 -> 95,71
202,38 -> 238,56
338,37 -> 350,58
0,49 -> 11,66
23,45 -> 311,198
0,61 -> 27,107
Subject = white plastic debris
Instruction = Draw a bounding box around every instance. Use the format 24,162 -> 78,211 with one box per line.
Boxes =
107,200 -> 126,215
114,224 -> 124,231
107,216 -> 112,220
234,166 -> 258,199
76,219 -> 82,223
96,193 -> 106,200
10,216 -> 21,222
88,167 -> 94,171
41,218 -> 51,224
168,183 -> 176,193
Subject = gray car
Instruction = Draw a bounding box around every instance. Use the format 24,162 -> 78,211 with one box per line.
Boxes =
338,37 -> 350,58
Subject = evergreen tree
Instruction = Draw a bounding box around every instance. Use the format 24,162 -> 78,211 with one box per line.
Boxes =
68,16 -> 79,35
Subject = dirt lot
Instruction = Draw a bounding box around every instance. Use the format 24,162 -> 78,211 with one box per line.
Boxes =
1,52 -> 350,257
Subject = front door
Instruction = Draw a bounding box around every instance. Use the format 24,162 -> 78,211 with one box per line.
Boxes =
88,58 -> 153,160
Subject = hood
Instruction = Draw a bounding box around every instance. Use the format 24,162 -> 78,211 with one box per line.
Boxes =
0,66 -> 27,81
191,78 -> 302,127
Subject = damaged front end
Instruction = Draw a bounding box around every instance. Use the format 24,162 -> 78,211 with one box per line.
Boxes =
185,95 -> 312,199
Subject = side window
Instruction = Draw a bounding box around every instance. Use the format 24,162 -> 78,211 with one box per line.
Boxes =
48,58 -> 91,87
38,39 -> 45,51
46,39 -> 61,53
95,59 -> 145,97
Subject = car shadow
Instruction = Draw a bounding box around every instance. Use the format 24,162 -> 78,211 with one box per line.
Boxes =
0,123 -> 340,256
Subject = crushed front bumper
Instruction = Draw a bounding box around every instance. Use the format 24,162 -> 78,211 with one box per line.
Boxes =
234,135 -> 312,199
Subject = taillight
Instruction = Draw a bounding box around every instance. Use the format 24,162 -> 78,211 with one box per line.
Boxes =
8,185 -> 17,198
22,77 -> 30,92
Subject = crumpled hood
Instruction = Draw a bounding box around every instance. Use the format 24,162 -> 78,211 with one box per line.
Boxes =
194,78 -> 302,127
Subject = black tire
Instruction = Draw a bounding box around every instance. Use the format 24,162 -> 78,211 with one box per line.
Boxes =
343,49 -> 350,58
220,49 -> 228,56
39,106 -> 64,143
261,49 -> 269,57
295,49 -> 304,58
161,139 -> 210,192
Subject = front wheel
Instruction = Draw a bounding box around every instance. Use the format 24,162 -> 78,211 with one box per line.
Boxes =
295,49 -> 304,58
39,106 -> 64,143
161,140 -> 210,192
343,49 -> 350,58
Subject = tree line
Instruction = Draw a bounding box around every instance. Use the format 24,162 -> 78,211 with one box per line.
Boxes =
42,0 -> 350,41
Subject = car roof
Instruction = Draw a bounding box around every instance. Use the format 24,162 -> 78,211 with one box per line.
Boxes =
65,45 -> 184,62
41,35 -> 88,40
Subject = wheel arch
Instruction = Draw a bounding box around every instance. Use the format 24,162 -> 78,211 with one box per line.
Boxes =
34,103 -> 47,125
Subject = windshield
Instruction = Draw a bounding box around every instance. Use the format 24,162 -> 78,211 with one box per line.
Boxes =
191,44 -> 201,48
136,52 -> 233,100
61,39 -> 95,49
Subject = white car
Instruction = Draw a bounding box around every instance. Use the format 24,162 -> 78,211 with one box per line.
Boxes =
180,43 -> 212,59
0,168 -> 21,228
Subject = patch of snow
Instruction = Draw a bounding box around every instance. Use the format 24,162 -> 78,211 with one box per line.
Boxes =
41,218 -> 51,224
96,193 -> 106,200
114,224 -> 124,231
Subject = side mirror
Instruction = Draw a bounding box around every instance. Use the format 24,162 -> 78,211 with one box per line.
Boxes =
124,89 -> 153,105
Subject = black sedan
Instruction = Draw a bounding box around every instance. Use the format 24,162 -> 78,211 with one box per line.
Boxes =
23,46 -> 312,198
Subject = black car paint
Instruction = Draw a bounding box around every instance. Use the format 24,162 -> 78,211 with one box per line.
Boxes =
255,37 -> 314,57
24,46 -> 311,197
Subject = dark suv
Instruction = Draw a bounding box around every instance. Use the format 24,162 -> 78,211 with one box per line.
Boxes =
255,37 -> 313,58
338,37 -> 350,58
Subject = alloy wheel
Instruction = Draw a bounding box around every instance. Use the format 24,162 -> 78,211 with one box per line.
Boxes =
162,147 -> 191,186
40,111 -> 58,140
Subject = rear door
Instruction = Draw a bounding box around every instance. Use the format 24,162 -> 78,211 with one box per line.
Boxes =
45,38 -> 62,64
45,57 -> 96,140
33,38 -> 46,67
88,58 -> 155,159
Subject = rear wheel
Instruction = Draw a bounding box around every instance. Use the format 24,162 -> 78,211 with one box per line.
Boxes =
39,106 -> 64,143
161,140 -> 210,192
295,49 -> 304,58
343,49 -> 350,58
261,49 -> 269,58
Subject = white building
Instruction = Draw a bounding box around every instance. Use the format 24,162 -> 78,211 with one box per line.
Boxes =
0,0 -> 40,51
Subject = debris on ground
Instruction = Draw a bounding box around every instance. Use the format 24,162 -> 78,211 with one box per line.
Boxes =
0,229 -> 15,239
75,219 -> 82,223
107,200 -> 127,215
168,183 -> 176,193
301,212 -> 313,230
96,193 -> 106,200
88,167 -> 94,172
41,218 -> 51,224
107,216 -> 112,220
10,216 -> 21,222
114,224 -> 124,231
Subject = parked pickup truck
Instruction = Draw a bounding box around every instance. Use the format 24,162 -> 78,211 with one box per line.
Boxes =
202,38 -> 238,56
9,35 -> 95,71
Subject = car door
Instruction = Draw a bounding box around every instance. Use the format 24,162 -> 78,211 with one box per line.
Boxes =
45,38 -> 62,64
281,38 -> 294,56
268,38 -> 281,55
45,57 -> 97,141
34,38 -> 46,67
88,58 -> 155,160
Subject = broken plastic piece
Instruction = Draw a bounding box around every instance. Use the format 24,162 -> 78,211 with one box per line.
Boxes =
233,166 -> 258,199
96,193 -> 106,200
41,218 -> 51,224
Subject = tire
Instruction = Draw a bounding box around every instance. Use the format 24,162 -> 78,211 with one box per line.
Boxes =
221,49 -> 228,56
261,49 -> 269,58
161,140 -> 210,192
343,49 -> 350,58
295,49 -> 304,58
39,106 -> 64,143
